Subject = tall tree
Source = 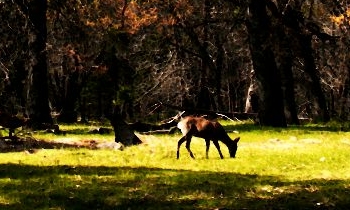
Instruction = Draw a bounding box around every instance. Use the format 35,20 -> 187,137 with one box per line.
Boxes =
15,0 -> 53,127
246,0 -> 287,127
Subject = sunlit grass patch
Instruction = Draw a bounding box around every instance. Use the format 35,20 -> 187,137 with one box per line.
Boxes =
0,121 -> 350,209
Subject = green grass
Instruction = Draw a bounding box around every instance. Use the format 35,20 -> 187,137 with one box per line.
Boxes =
1,121 -> 350,209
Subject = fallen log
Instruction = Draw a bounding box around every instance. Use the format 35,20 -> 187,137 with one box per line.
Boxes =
157,102 -> 258,120
139,127 -> 178,135
128,120 -> 178,133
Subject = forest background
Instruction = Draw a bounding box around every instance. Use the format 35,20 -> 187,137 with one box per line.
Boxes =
0,0 -> 350,128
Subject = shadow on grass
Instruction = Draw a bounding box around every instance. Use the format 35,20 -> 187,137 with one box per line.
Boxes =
0,164 -> 349,209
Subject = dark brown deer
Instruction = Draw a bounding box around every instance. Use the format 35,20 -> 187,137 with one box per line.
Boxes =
177,116 -> 240,159
0,112 -> 29,139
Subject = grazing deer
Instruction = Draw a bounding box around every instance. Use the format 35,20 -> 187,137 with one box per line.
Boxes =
0,112 -> 29,138
177,116 -> 240,159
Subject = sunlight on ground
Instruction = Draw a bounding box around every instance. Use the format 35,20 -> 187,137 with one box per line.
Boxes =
1,123 -> 350,209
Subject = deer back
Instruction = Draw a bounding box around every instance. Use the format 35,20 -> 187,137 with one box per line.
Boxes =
177,116 -> 229,140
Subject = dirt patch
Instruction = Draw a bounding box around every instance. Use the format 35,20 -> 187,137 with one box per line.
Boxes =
0,137 -> 124,153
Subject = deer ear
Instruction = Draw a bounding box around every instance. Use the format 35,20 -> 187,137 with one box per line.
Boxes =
233,137 -> 240,143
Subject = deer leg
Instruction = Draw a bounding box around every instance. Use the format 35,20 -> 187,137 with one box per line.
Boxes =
177,136 -> 187,159
212,140 -> 224,159
205,139 -> 210,159
185,136 -> 195,159
9,128 -> 15,139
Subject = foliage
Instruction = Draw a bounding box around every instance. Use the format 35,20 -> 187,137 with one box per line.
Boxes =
1,0 -> 350,125
0,122 -> 350,209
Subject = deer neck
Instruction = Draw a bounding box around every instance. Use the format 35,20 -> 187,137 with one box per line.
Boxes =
219,135 -> 233,146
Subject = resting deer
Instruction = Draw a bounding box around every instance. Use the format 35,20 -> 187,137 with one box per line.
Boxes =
177,116 -> 240,159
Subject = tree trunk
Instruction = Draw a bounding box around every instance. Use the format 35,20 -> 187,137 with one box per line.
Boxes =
300,35 -> 330,122
281,56 -> 299,125
12,59 -> 27,113
58,71 -> 80,123
79,96 -> 88,123
197,77 -> 212,110
340,77 -> 350,120
109,111 -> 142,146
58,50 -> 86,123
245,71 -> 259,113
26,0 -> 52,128
276,28 -> 299,125
215,34 -> 224,110
247,0 -> 286,127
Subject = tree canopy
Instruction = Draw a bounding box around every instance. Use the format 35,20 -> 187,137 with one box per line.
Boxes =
0,0 -> 349,127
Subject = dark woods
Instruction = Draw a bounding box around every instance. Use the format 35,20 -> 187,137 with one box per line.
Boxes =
0,0 -> 349,132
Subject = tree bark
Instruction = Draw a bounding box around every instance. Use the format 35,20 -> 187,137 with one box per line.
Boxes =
109,112 -> 142,146
280,55 -> 299,125
58,50 -> 86,123
26,0 -> 53,128
300,35 -> 330,122
246,0 -> 286,127
215,34 -> 224,110
58,71 -> 80,123
276,28 -> 299,125
340,77 -> 350,120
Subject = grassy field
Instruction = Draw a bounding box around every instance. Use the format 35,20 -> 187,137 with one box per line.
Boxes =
0,121 -> 350,209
